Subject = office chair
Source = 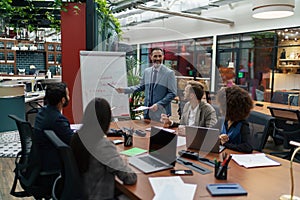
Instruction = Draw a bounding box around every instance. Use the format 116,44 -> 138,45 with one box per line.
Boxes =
267,106 -> 300,160
26,100 -> 43,126
271,91 -> 286,104
44,130 -> 84,200
8,115 -> 60,199
246,111 -> 275,152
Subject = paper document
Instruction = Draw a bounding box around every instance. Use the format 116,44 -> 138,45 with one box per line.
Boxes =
70,124 -> 83,131
120,147 -> 147,157
231,153 -> 281,168
152,126 -> 176,133
149,176 -> 197,200
133,106 -> 150,111
177,136 -> 186,147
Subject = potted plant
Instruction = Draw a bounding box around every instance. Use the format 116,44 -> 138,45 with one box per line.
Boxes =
126,56 -> 144,119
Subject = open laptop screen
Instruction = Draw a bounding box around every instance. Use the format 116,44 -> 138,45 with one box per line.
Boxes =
149,126 -> 177,166
185,126 -> 220,153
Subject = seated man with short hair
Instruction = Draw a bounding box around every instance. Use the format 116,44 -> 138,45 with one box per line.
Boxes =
161,81 -> 217,129
34,82 -> 74,171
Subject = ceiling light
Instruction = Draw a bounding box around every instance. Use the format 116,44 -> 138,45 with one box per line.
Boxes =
252,0 -> 295,19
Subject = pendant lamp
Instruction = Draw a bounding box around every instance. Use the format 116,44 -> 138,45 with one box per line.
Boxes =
252,0 -> 295,19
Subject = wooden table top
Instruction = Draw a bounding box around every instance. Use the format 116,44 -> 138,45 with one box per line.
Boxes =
110,120 -> 300,200
253,100 -> 300,116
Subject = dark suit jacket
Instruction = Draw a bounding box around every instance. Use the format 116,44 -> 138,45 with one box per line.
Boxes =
34,105 -> 74,171
124,65 -> 177,120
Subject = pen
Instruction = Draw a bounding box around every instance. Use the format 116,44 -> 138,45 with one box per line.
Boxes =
216,187 -> 238,189
223,155 -> 232,167
107,83 -> 116,89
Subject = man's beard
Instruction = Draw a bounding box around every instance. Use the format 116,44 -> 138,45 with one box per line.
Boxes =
63,98 -> 69,107
153,62 -> 161,68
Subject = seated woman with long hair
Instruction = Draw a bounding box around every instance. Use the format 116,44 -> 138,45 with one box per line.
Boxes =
70,98 -> 137,199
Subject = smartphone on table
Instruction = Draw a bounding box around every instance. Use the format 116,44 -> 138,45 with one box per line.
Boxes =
170,169 -> 193,176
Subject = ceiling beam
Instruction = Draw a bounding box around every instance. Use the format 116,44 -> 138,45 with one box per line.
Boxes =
136,5 -> 234,26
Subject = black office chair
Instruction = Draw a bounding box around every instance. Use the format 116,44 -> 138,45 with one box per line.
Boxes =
26,100 -> 43,126
246,111 -> 275,152
8,115 -> 60,200
267,106 -> 300,160
44,130 -> 84,200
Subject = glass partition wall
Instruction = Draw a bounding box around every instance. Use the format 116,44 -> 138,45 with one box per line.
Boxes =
137,27 -> 300,105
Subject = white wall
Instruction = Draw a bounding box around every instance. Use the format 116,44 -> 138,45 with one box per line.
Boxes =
273,73 -> 300,90
121,0 -> 300,44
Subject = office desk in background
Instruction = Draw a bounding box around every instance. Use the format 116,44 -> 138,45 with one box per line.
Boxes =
253,100 -> 300,116
110,120 -> 300,200
25,91 -> 45,103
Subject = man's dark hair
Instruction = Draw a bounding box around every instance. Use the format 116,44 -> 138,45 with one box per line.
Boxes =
151,47 -> 164,54
189,82 -> 204,100
45,82 -> 67,106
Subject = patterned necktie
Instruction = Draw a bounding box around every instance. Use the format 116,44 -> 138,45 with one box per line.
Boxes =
149,69 -> 158,105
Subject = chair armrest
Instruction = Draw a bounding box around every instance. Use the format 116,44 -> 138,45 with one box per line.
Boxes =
40,169 -> 60,176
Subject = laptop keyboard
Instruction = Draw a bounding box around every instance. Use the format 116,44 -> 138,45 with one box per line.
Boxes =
140,156 -> 165,168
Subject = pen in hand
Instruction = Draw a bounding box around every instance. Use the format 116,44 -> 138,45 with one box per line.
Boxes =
107,83 -> 116,89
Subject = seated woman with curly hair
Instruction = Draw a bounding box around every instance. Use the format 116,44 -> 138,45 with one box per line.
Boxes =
216,86 -> 253,153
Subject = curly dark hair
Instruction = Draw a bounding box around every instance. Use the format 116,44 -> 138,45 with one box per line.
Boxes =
216,86 -> 253,122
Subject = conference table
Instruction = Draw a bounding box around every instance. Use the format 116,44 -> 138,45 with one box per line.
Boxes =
110,119 -> 300,200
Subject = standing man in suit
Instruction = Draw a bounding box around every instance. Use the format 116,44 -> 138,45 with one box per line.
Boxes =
116,47 -> 177,121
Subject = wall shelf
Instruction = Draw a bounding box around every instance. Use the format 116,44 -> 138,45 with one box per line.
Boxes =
0,39 -> 61,74
278,65 -> 300,68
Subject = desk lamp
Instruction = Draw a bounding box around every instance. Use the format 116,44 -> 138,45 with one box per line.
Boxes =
280,141 -> 300,200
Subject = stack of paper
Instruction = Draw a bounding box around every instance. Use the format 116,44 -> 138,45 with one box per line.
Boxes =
149,176 -> 197,200
231,153 -> 281,168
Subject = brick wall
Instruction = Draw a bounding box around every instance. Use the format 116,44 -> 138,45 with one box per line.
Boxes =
0,64 -> 14,74
16,51 -> 46,74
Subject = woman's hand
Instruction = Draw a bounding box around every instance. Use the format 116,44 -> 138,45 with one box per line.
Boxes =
219,134 -> 229,145
160,113 -> 171,128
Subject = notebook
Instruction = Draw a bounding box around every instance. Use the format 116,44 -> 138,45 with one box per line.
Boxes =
206,183 -> 247,196
128,126 -> 178,174
185,126 -> 224,153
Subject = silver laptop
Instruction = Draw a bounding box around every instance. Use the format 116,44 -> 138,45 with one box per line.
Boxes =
128,126 -> 178,174
185,126 -> 225,153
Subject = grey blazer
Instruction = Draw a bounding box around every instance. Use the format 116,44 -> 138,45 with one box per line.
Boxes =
124,65 -> 177,120
180,101 -> 217,128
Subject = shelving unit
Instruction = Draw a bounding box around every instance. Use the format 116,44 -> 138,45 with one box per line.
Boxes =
0,39 -> 17,71
45,42 -> 61,70
278,59 -> 300,73
0,39 -> 61,74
